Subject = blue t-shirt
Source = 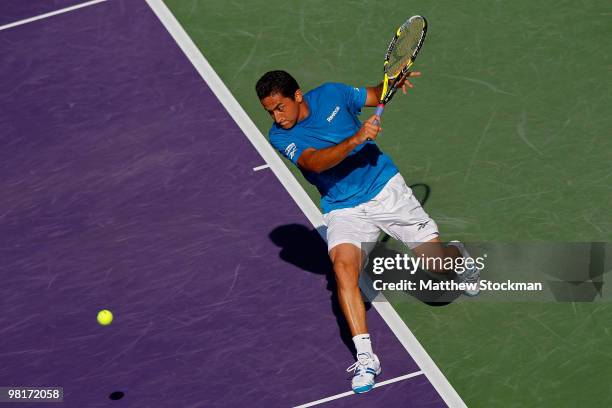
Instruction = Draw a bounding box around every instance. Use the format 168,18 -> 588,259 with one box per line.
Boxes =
269,82 -> 398,213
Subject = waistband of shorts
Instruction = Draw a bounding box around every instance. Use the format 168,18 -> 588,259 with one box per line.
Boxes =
370,172 -> 404,200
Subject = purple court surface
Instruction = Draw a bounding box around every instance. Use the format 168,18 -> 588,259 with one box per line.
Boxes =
0,1 -> 454,407
0,0 -> 97,26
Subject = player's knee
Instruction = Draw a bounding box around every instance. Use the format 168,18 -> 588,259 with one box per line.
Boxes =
426,263 -> 448,274
333,258 -> 359,274
333,259 -> 360,289
421,256 -> 454,274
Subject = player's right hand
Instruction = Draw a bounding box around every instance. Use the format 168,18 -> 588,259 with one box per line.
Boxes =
354,115 -> 382,144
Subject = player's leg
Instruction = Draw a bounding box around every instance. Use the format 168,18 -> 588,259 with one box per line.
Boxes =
324,209 -> 382,393
411,236 -> 460,273
411,238 -> 480,295
374,173 -> 481,294
329,243 -> 368,336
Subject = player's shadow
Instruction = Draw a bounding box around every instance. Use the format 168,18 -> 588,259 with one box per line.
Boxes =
269,224 -> 365,356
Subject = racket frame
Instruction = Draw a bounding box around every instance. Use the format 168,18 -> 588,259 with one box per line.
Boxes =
375,15 -> 428,118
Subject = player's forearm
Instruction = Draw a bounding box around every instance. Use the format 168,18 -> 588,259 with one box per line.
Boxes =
298,136 -> 360,173
365,83 -> 384,107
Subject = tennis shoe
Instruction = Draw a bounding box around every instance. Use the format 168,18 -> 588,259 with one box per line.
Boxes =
346,352 -> 381,394
449,241 -> 481,296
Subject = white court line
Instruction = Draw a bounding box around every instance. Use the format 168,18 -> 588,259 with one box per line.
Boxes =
145,1 -> 467,407
253,164 -> 270,171
144,0 -> 322,230
293,371 -> 424,408
0,0 -> 107,32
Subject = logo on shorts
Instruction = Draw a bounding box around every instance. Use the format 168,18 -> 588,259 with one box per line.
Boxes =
417,221 -> 430,231
285,143 -> 297,160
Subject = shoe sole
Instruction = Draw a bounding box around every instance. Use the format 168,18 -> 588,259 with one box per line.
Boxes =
352,367 -> 381,394
353,384 -> 374,394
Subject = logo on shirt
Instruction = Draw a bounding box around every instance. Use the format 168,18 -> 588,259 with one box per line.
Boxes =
327,106 -> 340,123
285,143 -> 297,160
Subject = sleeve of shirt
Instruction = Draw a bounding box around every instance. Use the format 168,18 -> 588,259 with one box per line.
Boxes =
268,129 -> 306,165
329,82 -> 367,115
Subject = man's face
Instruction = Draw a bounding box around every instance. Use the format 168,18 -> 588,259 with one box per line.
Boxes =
260,91 -> 302,129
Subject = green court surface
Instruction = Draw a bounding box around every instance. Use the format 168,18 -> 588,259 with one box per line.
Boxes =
164,1 -> 611,406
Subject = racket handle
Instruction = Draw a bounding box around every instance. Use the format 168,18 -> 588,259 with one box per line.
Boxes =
367,104 -> 385,141
374,104 -> 385,121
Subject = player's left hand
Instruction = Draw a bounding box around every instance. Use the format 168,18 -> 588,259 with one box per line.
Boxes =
396,71 -> 421,94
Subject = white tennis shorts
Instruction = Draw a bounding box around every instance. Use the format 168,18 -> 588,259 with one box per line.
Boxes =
323,173 -> 439,252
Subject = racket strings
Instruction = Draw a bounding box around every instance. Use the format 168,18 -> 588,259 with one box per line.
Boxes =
385,19 -> 425,78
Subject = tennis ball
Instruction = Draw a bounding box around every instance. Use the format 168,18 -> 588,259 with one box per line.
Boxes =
97,309 -> 113,326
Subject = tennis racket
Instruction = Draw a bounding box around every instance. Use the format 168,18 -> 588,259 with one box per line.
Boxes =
374,15 -> 428,122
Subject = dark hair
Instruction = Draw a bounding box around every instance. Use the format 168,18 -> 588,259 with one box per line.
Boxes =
255,70 -> 300,100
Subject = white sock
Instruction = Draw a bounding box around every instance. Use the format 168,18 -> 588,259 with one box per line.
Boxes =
353,333 -> 373,356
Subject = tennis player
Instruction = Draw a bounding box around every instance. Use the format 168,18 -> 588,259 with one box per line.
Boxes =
255,70 -> 480,394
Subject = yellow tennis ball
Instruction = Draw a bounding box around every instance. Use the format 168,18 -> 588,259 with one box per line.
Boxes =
97,309 -> 113,326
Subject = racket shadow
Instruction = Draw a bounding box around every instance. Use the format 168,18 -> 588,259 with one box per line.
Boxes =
269,224 -> 368,356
